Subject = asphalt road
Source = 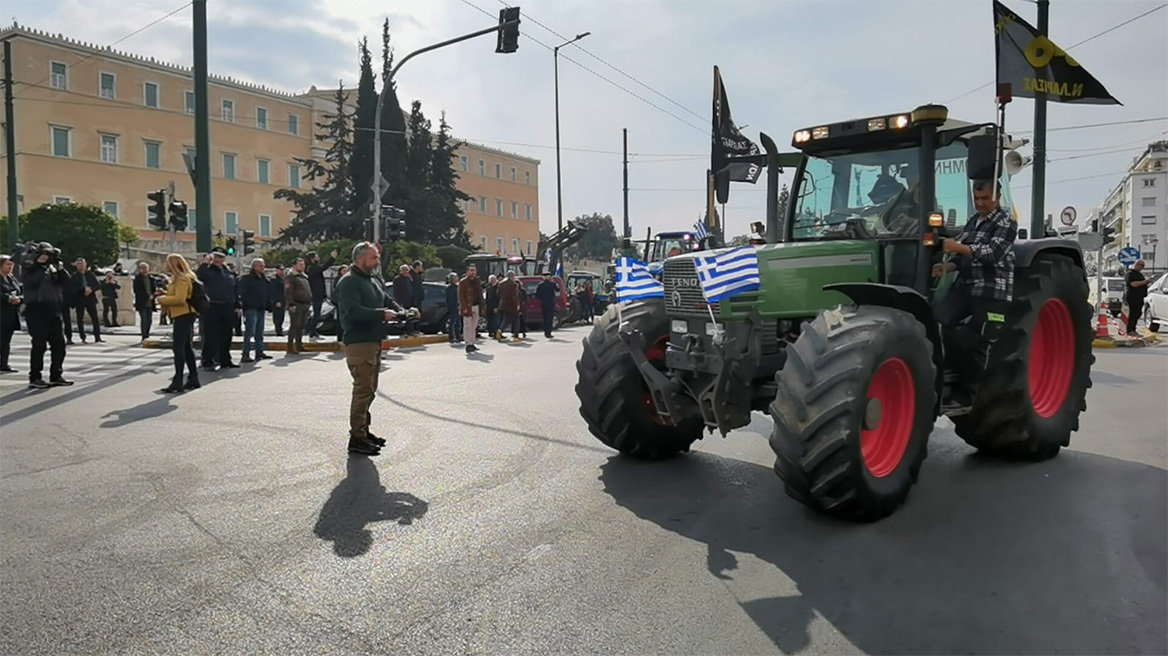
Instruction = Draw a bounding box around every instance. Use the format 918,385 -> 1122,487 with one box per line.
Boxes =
1,329 -> 1165,655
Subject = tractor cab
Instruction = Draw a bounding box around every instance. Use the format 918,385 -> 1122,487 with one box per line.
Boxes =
649,231 -> 703,263
464,253 -> 538,280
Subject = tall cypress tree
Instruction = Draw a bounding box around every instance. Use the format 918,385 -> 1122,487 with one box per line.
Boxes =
430,112 -> 473,247
351,38 -> 377,213
379,18 -> 409,209
274,85 -> 360,242
402,100 -> 434,243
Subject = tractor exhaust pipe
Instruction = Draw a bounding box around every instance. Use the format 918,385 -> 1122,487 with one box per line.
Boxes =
760,132 -> 780,243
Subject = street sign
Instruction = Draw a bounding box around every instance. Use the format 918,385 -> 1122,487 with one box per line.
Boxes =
1118,246 -> 1140,266
1060,206 -> 1076,226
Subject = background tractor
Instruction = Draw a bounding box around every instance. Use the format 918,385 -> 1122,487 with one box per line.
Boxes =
575,104 -> 1094,522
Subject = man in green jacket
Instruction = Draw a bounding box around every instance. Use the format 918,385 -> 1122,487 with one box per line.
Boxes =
335,242 -> 397,456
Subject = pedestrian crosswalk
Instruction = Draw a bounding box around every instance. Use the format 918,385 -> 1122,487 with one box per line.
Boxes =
0,339 -> 174,389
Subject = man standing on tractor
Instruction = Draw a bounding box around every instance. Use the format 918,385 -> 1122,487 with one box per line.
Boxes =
933,180 -> 1017,403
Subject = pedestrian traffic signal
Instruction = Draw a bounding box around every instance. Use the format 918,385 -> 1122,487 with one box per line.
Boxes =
1102,226 -> 1117,246
225,237 -> 237,256
382,205 -> 406,242
241,229 -> 256,255
147,189 -> 167,230
496,6 -> 521,54
169,200 -> 189,231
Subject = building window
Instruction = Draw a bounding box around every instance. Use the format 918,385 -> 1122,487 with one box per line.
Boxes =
51,125 -> 71,157
525,204 -> 532,221
288,163 -> 301,188
1142,215 -> 1158,225
512,238 -> 520,253
221,99 -> 235,123
102,201 -> 119,218
525,170 -> 531,185
1142,197 -> 1156,207
495,199 -> 503,215
480,236 -> 488,251
185,91 -> 195,114
478,159 -> 485,176
223,153 -> 236,180
144,141 -> 161,169
50,61 -> 67,90
53,196 -> 72,205
510,166 -> 517,182
143,82 -> 158,108
511,201 -> 518,218
496,237 -> 504,252
224,211 -> 238,235
526,240 -> 533,255
100,134 -> 118,164
495,163 -> 502,179
257,158 -> 270,184
288,114 -> 299,135
1145,178 -> 1156,187
99,72 -> 115,99
256,107 -> 268,130
460,155 -> 468,171
259,214 -> 272,237
186,208 -> 197,232
479,196 -> 487,213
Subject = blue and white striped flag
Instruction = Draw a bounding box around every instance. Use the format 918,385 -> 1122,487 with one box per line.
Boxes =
694,246 -> 760,303
614,256 -> 664,301
693,221 -> 710,241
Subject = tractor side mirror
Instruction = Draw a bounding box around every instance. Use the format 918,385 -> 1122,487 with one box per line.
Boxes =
751,221 -> 765,236
715,169 -> 731,205
967,134 -> 997,181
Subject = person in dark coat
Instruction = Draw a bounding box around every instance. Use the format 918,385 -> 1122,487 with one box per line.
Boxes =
535,273 -> 559,339
22,243 -> 73,387
100,271 -> 121,327
269,267 -> 286,336
1,255 -> 23,373
516,283 -> 529,338
237,258 -> 271,362
333,265 -> 349,343
306,249 -> 337,339
197,251 -> 240,369
485,275 -> 500,338
410,260 -> 425,310
497,271 -> 521,341
132,262 -> 156,342
392,264 -> 415,309
69,258 -> 102,343
445,272 -> 462,342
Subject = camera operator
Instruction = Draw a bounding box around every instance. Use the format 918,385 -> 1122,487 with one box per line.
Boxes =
69,258 -> 103,343
1,255 -> 22,373
21,243 -> 73,388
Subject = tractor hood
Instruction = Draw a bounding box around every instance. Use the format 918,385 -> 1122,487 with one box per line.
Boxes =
661,241 -> 882,320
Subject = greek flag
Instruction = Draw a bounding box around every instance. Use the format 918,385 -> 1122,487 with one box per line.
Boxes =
693,221 -> 709,241
694,246 -> 760,303
614,256 -> 664,301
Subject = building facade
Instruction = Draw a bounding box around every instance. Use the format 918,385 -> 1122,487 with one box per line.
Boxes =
1092,141 -> 1167,272
0,24 -> 539,256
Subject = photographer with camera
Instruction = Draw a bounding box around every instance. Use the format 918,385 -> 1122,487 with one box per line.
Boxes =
1,255 -> 22,373
21,243 -> 73,388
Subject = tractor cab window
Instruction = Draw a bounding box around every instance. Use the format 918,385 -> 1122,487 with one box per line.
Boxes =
651,235 -> 697,261
793,142 -> 972,241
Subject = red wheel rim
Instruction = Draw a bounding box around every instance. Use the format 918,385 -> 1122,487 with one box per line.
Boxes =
1028,298 -> 1075,419
642,336 -> 673,426
860,357 -> 916,478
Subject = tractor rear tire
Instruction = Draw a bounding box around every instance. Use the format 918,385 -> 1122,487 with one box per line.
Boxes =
769,305 -> 937,522
575,300 -> 704,459
952,256 -> 1093,460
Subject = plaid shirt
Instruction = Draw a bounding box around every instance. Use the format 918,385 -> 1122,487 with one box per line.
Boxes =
956,206 -> 1017,301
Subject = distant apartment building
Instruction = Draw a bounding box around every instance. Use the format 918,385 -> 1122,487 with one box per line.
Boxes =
1092,141 -> 1167,271
0,24 -> 539,255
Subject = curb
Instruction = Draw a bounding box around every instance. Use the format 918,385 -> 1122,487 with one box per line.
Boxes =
141,334 -> 450,351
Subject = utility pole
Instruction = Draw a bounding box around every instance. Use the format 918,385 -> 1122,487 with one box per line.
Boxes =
622,128 -> 629,238
4,39 -> 18,246
1030,0 -> 1050,239
193,0 -> 212,253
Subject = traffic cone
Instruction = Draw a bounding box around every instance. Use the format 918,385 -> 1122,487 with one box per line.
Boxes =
1116,312 -> 1129,337
1096,309 -> 1110,339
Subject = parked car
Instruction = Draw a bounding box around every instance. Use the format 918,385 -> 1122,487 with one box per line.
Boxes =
520,275 -> 568,329
1144,273 -> 1167,332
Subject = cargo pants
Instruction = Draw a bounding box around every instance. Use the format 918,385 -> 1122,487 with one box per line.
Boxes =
345,341 -> 381,440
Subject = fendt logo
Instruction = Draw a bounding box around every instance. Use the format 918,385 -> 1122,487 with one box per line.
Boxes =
671,277 -> 700,288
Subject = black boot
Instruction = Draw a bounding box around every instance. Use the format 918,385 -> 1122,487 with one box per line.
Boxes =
161,376 -> 184,393
183,375 -> 201,390
366,431 -> 387,447
347,437 -> 380,456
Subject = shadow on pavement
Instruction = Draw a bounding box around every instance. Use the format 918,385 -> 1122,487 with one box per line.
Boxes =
99,395 -> 177,428
313,456 -> 428,558
599,448 -> 1167,655
465,351 -> 495,362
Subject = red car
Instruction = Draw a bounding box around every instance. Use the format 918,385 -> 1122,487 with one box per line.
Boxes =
519,276 -> 568,329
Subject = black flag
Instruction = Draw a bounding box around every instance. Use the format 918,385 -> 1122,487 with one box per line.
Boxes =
994,0 -> 1120,105
711,66 -> 761,183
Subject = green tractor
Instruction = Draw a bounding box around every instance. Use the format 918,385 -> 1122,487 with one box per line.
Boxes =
575,104 -> 1094,522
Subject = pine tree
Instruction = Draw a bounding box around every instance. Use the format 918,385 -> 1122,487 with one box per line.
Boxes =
351,38 -> 377,213
379,18 -> 409,209
274,84 -> 361,243
402,100 -> 434,243
430,112 -> 473,248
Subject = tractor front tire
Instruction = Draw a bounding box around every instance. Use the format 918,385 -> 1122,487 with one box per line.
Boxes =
769,305 -> 937,522
575,300 -> 704,459
953,256 -> 1094,459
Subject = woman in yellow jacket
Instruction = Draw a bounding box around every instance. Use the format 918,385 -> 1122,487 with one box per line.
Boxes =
155,253 -> 200,393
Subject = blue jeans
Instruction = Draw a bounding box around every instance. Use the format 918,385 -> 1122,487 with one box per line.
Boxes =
447,309 -> 463,341
243,308 -> 265,357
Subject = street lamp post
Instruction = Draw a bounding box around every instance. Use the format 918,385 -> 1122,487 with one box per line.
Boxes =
554,32 -> 590,233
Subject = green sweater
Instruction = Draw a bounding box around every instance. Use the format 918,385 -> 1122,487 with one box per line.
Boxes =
335,268 -> 386,345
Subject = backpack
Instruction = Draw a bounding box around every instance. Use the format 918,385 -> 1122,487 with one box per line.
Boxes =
187,277 -> 210,315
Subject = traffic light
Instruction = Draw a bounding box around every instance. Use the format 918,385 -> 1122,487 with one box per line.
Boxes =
1102,226 -> 1117,246
496,6 -> 520,54
169,200 -> 189,231
363,218 -> 375,242
242,229 -> 256,255
1090,219 -> 1099,233
147,189 -> 167,230
382,205 -> 406,241
225,237 -> 237,256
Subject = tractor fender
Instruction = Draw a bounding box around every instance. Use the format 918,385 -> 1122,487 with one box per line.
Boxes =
1013,238 -> 1084,271
823,282 -> 945,400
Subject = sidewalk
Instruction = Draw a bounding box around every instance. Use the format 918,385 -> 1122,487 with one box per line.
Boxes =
139,333 -> 450,352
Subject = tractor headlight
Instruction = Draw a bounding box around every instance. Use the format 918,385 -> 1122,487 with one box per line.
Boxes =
812,126 -> 830,139
794,130 -> 811,144
671,320 -> 688,334
892,115 -> 910,129
867,118 -> 887,131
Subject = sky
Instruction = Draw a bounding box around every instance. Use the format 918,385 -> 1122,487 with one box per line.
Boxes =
8,0 -> 1168,239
